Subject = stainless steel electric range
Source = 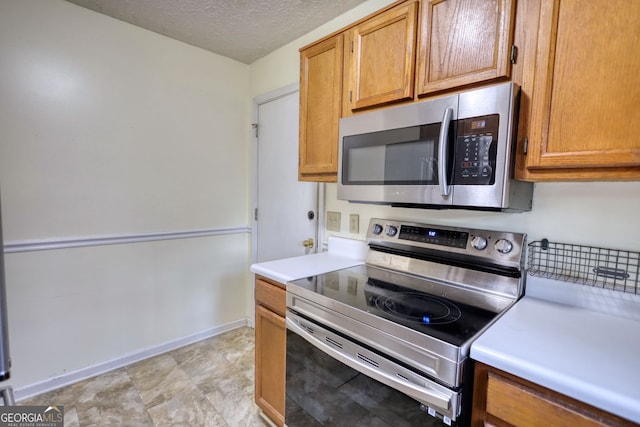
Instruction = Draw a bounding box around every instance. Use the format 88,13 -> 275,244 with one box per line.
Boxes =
285,219 -> 526,426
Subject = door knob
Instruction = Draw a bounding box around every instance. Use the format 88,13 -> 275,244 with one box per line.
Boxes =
302,238 -> 314,248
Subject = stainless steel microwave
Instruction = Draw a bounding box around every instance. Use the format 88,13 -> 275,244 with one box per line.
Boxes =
337,82 -> 533,212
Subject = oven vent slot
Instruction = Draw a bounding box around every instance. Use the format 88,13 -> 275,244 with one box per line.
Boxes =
325,336 -> 343,349
396,373 -> 410,382
356,353 -> 380,368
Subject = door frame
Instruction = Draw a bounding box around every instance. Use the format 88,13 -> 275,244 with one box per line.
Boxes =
251,83 -> 324,266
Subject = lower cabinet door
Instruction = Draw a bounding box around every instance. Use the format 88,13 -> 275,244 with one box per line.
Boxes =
472,362 -> 637,427
255,304 -> 286,426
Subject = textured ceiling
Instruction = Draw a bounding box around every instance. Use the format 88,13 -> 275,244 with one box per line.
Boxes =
66,0 -> 367,64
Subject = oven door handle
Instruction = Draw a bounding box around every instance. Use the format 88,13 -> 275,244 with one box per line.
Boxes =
286,316 -> 454,412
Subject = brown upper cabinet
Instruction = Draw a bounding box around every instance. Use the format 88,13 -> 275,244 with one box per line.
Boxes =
298,0 -> 517,182
344,1 -> 419,111
299,0 -> 640,183
298,33 -> 344,182
515,0 -> 640,181
344,0 -> 516,112
416,0 -> 516,96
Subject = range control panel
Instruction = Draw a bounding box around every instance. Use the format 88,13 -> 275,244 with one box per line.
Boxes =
366,218 -> 525,265
399,225 -> 468,249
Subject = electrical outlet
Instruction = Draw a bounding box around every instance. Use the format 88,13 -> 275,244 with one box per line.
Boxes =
349,214 -> 359,233
327,211 -> 341,232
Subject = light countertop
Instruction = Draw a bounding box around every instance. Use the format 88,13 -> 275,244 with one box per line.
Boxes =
250,236 -> 368,284
471,276 -> 640,423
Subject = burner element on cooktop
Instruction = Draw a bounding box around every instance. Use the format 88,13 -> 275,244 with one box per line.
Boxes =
373,292 -> 462,325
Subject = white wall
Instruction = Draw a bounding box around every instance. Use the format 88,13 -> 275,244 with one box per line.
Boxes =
324,182 -> 640,251
251,0 -> 640,254
0,0 -> 252,393
1,1 -> 251,239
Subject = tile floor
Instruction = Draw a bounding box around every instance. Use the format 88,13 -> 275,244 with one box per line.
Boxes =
21,327 -> 267,426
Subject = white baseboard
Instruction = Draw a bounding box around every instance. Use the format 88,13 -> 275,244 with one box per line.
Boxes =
14,318 -> 252,402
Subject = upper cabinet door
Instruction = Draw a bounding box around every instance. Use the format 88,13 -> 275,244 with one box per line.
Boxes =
416,0 -> 515,96
299,34 -> 344,181
520,0 -> 640,177
346,1 -> 419,111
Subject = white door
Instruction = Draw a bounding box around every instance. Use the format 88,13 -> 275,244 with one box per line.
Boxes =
254,87 -> 318,263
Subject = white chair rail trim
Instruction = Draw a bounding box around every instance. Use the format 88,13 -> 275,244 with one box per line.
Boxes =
3,226 -> 252,253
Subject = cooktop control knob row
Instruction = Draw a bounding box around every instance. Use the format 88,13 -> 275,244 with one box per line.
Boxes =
470,236 -> 488,250
372,224 -> 384,235
495,238 -> 514,254
386,225 -> 398,237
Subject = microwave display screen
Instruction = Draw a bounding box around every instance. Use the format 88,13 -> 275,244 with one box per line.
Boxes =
471,120 -> 486,130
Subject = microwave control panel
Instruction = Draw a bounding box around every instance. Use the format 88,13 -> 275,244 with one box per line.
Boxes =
453,114 -> 499,185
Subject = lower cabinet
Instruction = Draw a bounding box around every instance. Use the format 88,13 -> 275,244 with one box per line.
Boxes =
254,276 -> 286,427
472,362 -> 637,427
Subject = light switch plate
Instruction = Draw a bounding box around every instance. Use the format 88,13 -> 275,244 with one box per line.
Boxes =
349,214 -> 359,233
327,211 -> 341,232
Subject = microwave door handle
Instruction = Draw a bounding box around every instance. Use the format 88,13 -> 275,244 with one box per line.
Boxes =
438,108 -> 454,197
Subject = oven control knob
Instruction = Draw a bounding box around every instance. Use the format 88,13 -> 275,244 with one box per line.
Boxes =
495,239 -> 514,254
372,223 -> 383,235
386,225 -> 398,237
471,236 -> 488,250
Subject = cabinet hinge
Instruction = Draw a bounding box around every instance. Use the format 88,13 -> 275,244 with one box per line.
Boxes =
349,90 -> 352,102
252,123 -> 258,138
351,40 -> 354,53
510,45 -> 518,64
254,208 -> 258,221
523,137 -> 529,155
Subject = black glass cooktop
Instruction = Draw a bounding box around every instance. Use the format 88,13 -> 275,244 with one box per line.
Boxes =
289,264 -> 499,347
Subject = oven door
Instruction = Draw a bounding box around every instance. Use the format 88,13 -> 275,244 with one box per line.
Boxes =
285,310 -> 461,426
